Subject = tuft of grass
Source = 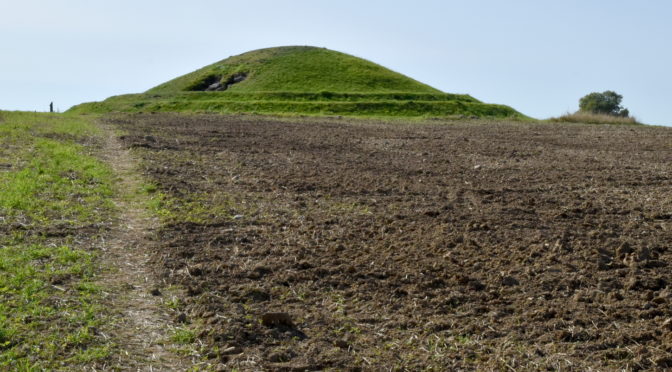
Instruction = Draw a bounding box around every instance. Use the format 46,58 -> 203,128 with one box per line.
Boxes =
549,112 -> 641,125
145,189 -> 236,224
0,111 -> 114,369
170,327 -> 197,345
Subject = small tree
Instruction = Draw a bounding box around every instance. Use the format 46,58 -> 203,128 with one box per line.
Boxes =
578,91 -> 629,117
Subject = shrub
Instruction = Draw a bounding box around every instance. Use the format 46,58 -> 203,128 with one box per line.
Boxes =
578,91 -> 630,117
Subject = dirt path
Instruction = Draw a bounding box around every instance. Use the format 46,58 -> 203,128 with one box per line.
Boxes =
94,122 -> 192,371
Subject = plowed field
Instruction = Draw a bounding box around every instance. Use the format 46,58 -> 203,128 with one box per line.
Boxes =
109,114 -> 672,370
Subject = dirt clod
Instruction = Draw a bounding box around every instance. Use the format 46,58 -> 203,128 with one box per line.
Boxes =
175,313 -> 188,324
501,276 -> 519,287
261,312 -> 294,327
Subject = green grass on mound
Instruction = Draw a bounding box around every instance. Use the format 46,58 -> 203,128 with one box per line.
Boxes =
68,46 -> 526,119
148,46 -> 441,94
69,92 -> 524,119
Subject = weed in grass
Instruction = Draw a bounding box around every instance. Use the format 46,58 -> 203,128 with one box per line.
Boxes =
165,296 -> 182,311
171,327 -> 197,345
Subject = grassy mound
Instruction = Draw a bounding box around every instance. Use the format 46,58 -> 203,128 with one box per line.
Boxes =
149,46 -> 441,94
69,46 -> 526,119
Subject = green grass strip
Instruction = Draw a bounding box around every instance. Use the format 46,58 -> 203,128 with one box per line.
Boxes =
0,111 -> 114,370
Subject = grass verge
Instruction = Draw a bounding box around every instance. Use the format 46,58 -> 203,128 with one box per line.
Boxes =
549,112 -> 641,125
0,111 -> 115,370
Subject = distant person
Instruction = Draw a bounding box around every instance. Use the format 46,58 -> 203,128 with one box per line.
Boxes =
49,102 -> 54,113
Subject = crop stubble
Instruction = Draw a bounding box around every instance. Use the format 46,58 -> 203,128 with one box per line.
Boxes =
110,114 -> 672,370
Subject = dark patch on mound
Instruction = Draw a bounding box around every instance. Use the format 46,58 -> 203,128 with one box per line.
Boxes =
188,74 -> 221,91
189,73 -> 248,92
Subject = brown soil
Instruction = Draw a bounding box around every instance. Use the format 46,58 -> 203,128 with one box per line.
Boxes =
108,114 -> 672,371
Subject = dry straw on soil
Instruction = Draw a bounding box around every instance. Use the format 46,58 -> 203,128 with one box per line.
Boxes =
108,114 -> 672,371
550,112 -> 640,125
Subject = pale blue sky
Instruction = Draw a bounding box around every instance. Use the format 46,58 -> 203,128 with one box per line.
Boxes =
2,0 -> 670,125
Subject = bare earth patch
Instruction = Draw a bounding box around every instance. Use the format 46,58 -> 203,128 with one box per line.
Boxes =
108,114 -> 672,370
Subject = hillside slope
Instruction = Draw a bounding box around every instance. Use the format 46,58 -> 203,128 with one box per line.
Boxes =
148,46 -> 442,94
69,46 -> 526,119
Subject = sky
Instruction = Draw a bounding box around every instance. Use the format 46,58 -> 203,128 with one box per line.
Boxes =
1,0 -> 671,126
